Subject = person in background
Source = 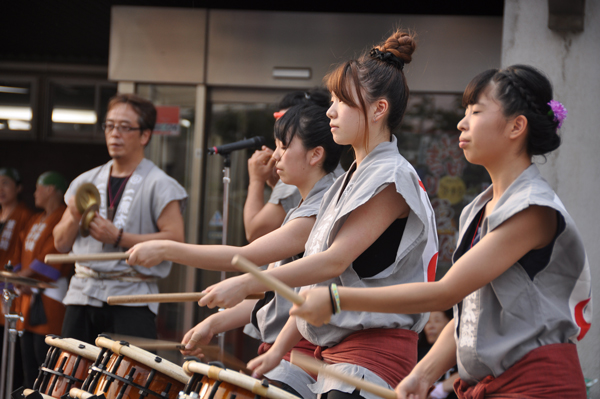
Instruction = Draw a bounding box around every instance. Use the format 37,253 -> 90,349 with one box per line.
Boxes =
417,310 -> 458,399
0,167 -> 33,271
0,167 -> 32,389
15,171 -> 71,388
53,93 -> 187,345
243,88 -> 335,242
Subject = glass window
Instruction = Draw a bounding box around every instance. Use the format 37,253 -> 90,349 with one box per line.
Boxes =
50,81 -> 96,133
136,84 -> 198,362
398,93 -> 491,277
49,80 -> 117,138
0,79 -> 35,134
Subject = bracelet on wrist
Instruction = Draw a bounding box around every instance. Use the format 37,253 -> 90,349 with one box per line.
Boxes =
328,285 -> 337,315
114,228 -> 124,247
331,283 -> 341,314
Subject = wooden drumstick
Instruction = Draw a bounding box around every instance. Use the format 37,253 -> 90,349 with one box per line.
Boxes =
107,292 -> 265,305
290,351 -> 397,399
45,252 -> 129,263
69,388 -> 95,399
232,255 -> 304,305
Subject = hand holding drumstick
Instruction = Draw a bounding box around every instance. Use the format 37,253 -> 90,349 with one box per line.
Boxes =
290,286 -> 336,326
231,255 -> 338,327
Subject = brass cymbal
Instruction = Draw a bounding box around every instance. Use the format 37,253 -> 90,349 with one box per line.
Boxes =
75,183 -> 100,215
0,271 -> 57,289
79,203 -> 99,237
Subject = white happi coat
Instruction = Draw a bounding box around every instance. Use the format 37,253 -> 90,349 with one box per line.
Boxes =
245,172 -> 339,399
63,159 -> 188,314
453,164 -> 592,384
297,137 -> 438,398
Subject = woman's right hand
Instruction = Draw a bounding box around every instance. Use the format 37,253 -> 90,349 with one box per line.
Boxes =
290,286 -> 333,326
248,147 -> 278,188
180,320 -> 214,358
395,371 -> 431,399
247,349 -> 283,379
127,240 -> 167,268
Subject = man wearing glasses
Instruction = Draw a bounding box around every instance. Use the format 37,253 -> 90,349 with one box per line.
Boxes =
53,93 -> 187,344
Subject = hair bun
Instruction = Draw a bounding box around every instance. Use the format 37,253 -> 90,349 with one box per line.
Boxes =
375,29 -> 417,66
370,48 -> 405,70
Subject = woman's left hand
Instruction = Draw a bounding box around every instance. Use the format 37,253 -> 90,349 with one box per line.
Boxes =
198,275 -> 250,309
289,286 -> 333,326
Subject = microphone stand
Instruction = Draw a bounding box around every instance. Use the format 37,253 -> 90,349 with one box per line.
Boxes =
214,153 -> 231,361
208,138 -> 263,362
219,154 -> 232,360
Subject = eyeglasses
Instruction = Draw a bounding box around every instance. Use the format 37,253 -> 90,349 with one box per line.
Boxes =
102,123 -> 143,134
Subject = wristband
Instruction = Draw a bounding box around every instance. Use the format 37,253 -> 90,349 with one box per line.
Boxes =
114,228 -> 124,247
328,285 -> 337,315
331,283 -> 341,314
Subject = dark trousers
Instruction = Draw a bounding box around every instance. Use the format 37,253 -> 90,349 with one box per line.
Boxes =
61,304 -> 157,345
20,331 -> 50,388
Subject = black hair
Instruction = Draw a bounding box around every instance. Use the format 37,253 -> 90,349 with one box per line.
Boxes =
277,88 -> 331,110
326,29 -> 416,149
274,103 -> 342,174
462,65 -> 561,156
108,93 -> 157,145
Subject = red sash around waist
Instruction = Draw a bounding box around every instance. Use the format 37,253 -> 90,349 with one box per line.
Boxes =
454,343 -> 586,399
315,328 -> 418,387
259,338 -> 319,379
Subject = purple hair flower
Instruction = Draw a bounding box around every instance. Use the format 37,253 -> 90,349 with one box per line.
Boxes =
548,100 -> 567,129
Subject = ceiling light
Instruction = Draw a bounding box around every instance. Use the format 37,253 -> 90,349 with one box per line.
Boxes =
0,85 -> 29,94
0,106 -> 32,120
7,120 -> 31,130
52,108 -> 97,124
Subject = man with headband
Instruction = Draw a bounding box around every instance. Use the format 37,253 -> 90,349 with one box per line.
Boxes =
16,171 -> 71,388
53,93 -> 187,344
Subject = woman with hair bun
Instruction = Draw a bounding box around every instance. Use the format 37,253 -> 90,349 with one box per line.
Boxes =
200,29 -> 438,399
292,65 -> 591,398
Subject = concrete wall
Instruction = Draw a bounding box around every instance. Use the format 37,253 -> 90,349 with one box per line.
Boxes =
109,7 -> 502,92
503,0 -> 600,395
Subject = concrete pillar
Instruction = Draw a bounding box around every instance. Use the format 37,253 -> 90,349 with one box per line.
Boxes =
502,0 -> 600,395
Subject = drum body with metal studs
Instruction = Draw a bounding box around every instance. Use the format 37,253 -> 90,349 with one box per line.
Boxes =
33,335 -> 101,398
80,336 -> 189,399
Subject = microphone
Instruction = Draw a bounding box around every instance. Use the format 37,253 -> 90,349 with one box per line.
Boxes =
207,136 -> 266,155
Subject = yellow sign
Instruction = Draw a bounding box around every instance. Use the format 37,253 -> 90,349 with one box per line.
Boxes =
437,176 -> 466,205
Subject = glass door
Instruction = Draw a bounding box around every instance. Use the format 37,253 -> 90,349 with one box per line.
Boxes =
136,84 -> 197,363
201,90 -> 281,362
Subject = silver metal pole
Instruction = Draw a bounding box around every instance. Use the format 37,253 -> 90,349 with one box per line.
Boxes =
218,160 -> 231,361
0,315 -> 8,399
5,313 -> 23,399
0,288 -> 20,399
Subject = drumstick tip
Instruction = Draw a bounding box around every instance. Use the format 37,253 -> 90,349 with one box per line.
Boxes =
231,254 -> 241,266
